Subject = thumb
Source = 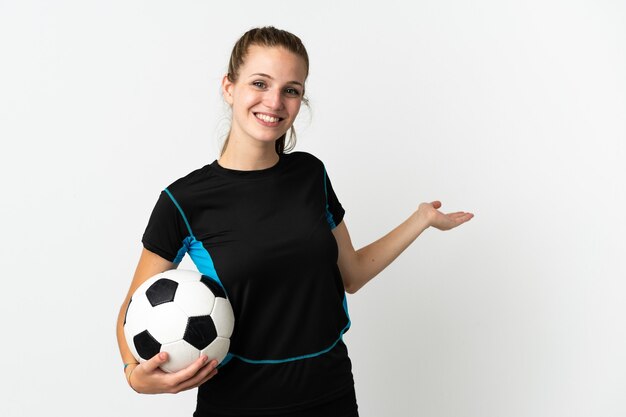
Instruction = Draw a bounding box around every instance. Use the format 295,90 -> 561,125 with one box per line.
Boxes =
430,200 -> 442,209
143,352 -> 168,372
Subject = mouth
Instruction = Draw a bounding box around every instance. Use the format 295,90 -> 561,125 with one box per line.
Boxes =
253,112 -> 284,125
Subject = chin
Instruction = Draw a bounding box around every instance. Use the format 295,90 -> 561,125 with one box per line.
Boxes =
255,132 -> 289,143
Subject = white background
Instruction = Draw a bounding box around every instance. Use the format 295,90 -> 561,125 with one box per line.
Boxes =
1,1 -> 625,416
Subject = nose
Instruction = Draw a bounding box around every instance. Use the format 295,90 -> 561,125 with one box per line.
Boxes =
263,88 -> 284,110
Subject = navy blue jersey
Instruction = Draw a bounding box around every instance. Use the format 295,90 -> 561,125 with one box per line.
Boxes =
142,151 -> 355,415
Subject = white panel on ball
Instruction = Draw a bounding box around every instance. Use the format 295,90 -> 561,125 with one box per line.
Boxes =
211,297 -> 235,338
124,295 -> 153,338
124,295 -> 153,362
146,303 -> 189,343
174,281 -> 216,317
160,340 -> 201,373
201,337 -> 230,364
161,269 -> 204,284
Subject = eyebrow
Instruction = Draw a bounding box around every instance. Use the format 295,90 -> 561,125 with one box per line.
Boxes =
248,73 -> 304,87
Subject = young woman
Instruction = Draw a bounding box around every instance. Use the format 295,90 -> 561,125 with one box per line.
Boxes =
116,26 -> 474,417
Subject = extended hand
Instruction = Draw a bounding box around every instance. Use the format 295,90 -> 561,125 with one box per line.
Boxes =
418,201 -> 474,231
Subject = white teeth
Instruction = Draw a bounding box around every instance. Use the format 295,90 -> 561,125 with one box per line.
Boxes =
255,113 -> 280,123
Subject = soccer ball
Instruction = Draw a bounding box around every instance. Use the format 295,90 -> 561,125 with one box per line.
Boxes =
123,269 -> 235,373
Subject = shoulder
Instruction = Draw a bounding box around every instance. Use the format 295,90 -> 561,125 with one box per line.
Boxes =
160,163 -> 213,206
166,163 -> 212,188
285,151 -> 325,169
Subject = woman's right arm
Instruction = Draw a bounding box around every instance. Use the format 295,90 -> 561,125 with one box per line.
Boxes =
116,248 -> 219,394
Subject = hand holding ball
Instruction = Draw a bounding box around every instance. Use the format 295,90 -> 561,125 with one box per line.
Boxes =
124,269 -> 235,373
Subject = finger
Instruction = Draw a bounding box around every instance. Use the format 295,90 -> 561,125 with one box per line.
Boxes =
430,200 -> 442,209
142,351 -> 169,372
449,212 -> 473,220
177,361 -> 219,392
171,356 -> 214,386
448,213 -> 473,225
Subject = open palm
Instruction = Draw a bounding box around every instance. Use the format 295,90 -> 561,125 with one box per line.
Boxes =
419,201 -> 474,231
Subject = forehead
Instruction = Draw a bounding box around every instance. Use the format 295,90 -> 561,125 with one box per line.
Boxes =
240,45 -> 307,82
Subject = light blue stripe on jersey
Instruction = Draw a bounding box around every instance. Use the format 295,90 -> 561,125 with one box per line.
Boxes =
164,188 -> 194,237
164,188 -> 228,296
322,167 -> 337,229
187,236 -> 228,296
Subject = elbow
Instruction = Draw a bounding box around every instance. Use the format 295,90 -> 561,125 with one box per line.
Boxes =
345,286 -> 358,295
343,280 -> 360,295
339,260 -> 363,294
343,270 -> 377,294
345,286 -> 357,295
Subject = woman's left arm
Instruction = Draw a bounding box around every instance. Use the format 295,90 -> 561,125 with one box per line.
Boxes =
332,200 -> 474,294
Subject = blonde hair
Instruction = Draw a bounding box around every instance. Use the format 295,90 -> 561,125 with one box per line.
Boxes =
221,26 -> 310,156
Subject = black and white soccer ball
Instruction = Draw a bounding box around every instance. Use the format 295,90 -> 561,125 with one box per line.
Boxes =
123,269 -> 235,373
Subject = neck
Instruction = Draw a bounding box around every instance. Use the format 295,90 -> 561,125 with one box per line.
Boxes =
218,138 -> 279,171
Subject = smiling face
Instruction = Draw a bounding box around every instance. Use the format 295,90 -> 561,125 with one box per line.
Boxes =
222,45 -> 307,150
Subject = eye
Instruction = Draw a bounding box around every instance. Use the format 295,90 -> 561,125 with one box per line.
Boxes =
252,80 -> 266,89
284,87 -> 301,97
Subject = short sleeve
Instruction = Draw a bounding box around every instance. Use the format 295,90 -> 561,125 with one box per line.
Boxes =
141,190 -> 189,263
323,167 -> 345,229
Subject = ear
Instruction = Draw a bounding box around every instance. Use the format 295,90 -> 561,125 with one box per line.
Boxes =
221,74 -> 234,106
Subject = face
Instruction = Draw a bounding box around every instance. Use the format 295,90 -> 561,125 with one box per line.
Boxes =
222,45 -> 307,148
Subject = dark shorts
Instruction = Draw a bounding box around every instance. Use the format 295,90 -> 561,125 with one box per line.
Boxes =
194,385 -> 359,417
